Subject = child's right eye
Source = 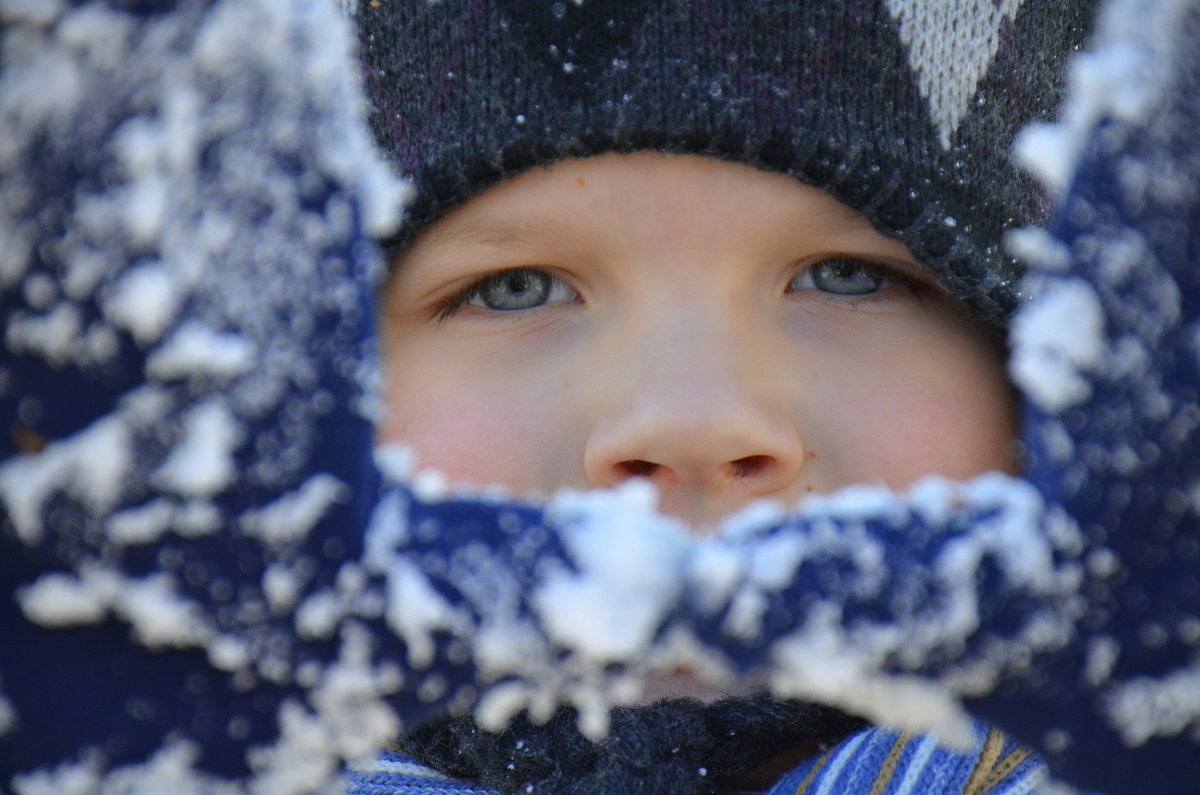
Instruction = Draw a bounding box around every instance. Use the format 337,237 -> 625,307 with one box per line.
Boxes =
433,267 -> 579,321
789,257 -> 893,296
787,256 -> 926,299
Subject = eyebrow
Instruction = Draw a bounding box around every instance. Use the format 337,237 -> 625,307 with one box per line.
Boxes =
787,197 -> 878,233
432,216 -> 575,249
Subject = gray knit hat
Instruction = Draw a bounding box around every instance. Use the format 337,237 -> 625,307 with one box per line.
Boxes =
358,0 -> 1096,326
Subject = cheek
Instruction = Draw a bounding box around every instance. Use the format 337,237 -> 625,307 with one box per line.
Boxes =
803,318 -> 1016,487
377,334 -> 575,492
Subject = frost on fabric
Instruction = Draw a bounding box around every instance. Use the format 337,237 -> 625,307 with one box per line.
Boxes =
1012,0 -> 1192,193
533,480 -> 691,662
146,322 -> 256,381
768,607 -> 978,748
3,0 -> 406,789
18,565 -> 213,650
101,265 -> 183,348
364,472 -> 1083,749
1010,278 -> 1107,413
18,569 -> 114,627
8,741 -> 240,795
385,557 -> 469,670
248,629 -> 402,795
1105,660 -> 1200,748
152,399 -> 243,498
106,499 -> 178,546
0,413 -> 130,544
705,475 -> 1084,746
239,474 -> 348,545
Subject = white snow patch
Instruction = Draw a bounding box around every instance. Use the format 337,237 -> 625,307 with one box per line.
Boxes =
248,631 -> 400,794
769,609 -> 976,747
907,476 -> 959,528
240,473 -> 347,545
1013,0 -> 1191,194
474,620 -> 548,678
207,635 -> 250,672
175,500 -> 223,537
106,499 -> 176,546
718,498 -> 786,537
19,569 -> 116,627
295,588 -> 346,640
113,573 -> 212,649
1105,658 -> 1200,746
102,264 -> 181,346
295,564 -> 368,640
1010,278 -> 1106,413
247,701 -> 341,795
0,413 -> 131,544
0,0 -> 65,26
306,633 -> 401,760
721,585 -> 770,641
0,47 -> 84,140
534,481 -> 692,661
152,398 -> 242,497
1004,226 -> 1073,272
362,488 -> 411,573
120,174 -> 169,246
1083,635 -> 1120,688
4,303 -> 82,366
19,566 -> 210,649
97,740 -> 230,795
56,3 -> 135,72
410,467 -> 449,500
374,443 -> 416,483
1013,122 -> 1078,194
385,557 -> 466,669
22,273 -> 58,309
11,751 -> 103,795
111,82 -> 203,176
263,564 -> 304,613
358,167 -> 411,238
1096,228 -> 1152,286
476,681 -> 538,733
687,541 -> 745,615
794,483 -> 908,525
146,321 -> 256,380
747,530 -> 809,591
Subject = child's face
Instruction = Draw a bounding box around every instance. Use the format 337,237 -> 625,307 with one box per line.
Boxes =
379,152 -> 1016,528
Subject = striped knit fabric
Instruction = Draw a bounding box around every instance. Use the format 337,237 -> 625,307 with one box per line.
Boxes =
774,723 -> 1052,795
346,750 -> 497,795
344,722 -> 1098,795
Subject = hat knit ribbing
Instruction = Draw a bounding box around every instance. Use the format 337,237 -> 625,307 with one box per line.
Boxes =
357,0 -> 1096,326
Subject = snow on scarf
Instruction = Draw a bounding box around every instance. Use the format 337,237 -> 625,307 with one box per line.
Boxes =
1,0 -> 1198,792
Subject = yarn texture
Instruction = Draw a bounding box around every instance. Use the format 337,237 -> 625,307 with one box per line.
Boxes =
359,0 -> 1094,325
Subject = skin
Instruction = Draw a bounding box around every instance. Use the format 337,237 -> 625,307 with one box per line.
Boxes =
378,151 -> 1017,531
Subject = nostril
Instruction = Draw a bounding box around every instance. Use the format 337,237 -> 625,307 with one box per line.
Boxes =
619,459 -> 660,478
731,455 -> 771,479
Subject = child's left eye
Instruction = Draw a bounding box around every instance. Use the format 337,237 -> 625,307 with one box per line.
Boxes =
788,257 -> 898,296
434,267 -> 578,321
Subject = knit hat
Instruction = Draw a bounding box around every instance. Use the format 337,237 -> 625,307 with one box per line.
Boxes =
357,0 -> 1096,326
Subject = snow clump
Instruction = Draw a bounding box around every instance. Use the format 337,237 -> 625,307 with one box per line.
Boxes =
1010,278 -> 1107,413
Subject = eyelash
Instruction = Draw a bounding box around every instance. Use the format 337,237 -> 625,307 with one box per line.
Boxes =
787,256 -> 930,302
431,267 -> 570,323
430,257 -> 929,323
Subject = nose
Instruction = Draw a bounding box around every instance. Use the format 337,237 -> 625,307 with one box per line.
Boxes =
583,322 -> 806,503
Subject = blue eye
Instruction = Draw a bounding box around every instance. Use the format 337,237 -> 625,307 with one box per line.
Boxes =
471,269 -> 555,310
438,268 -> 577,319
790,258 -> 895,296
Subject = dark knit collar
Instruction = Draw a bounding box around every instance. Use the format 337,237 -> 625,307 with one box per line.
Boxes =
397,695 -> 866,794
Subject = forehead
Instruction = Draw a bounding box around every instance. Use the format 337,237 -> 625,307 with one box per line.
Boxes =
418,152 -> 884,251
